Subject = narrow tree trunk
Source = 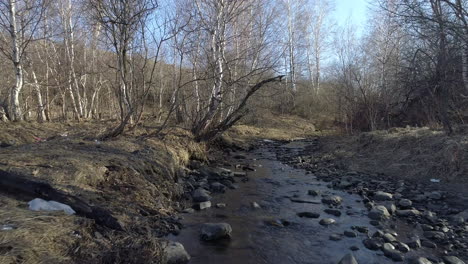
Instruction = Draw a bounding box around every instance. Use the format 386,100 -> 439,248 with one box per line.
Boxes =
31,71 -> 47,122
9,0 -> 23,121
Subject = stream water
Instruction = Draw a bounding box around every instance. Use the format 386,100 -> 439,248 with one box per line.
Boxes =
169,140 -> 441,264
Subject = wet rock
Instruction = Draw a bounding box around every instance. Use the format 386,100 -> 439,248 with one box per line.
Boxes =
308,190 -> 320,196
353,226 -> 369,234
383,233 -> 396,242
368,206 -> 390,220
324,209 -> 342,217
374,191 -> 393,201
350,245 -> 360,251
420,224 -> 434,231
372,230 -> 384,238
409,257 -> 433,264
297,212 -> 320,218
423,231 -> 445,240
251,202 -> 261,209
423,211 -> 438,223
319,218 -> 336,226
290,198 -> 321,204
162,241 -> 190,264
396,209 -> 420,217
363,238 -> 383,250
198,201 -> 212,210
200,223 -> 232,241
395,242 -> 410,253
421,240 -> 437,248
330,234 -> 343,241
338,253 -> 358,264
442,256 -> 465,264
183,208 -> 195,213
381,202 -> 397,215
344,230 -> 358,238
398,199 -> 413,208
192,188 -> 211,202
210,182 -> 226,193
407,237 -> 421,249
233,172 -> 247,177
321,195 -> 343,206
216,203 -> 226,208
428,191 -> 442,200
382,243 -> 404,262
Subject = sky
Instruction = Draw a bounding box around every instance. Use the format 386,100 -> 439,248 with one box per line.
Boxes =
333,0 -> 370,35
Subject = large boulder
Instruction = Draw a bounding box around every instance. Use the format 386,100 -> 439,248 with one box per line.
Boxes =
200,223 -> 232,241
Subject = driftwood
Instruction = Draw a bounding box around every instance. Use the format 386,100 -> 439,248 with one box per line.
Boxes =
0,170 -> 122,230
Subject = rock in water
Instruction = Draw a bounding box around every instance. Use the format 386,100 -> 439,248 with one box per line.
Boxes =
382,243 -> 404,262
322,195 -> 343,206
398,199 -> 412,208
374,191 -> 393,201
319,218 -> 336,226
442,256 -> 466,264
162,241 -> 190,264
28,198 -> 75,215
338,253 -> 358,264
192,188 -> 211,202
297,212 -> 320,218
409,257 -> 433,264
368,206 -> 390,220
200,223 -> 232,241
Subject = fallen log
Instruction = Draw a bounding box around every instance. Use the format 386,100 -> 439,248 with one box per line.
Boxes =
0,169 -> 123,231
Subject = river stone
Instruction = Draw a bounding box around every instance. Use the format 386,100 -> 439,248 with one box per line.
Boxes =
423,231 -> 445,240
428,191 -> 442,200
442,256 -> 465,264
368,206 -> 390,220
338,253 -> 359,264
421,240 -> 437,248
162,241 -> 191,264
330,234 -> 343,241
319,218 -> 336,226
396,209 -> 420,217
407,237 -> 421,249
297,212 -> 320,218
344,230 -> 358,238
395,242 -> 410,253
383,233 -> 396,242
210,182 -> 226,193
322,195 -> 343,206
308,190 -> 320,196
216,203 -> 226,208
233,172 -> 247,177
251,202 -> 261,209
398,199 -> 413,208
200,223 -> 232,241
381,202 -> 396,215
325,209 -> 342,217
382,243 -> 404,262
374,191 -> 393,201
183,208 -> 195,213
363,238 -> 382,250
192,188 -> 211,202
350,245 -> 360,251
410,257 -> 433,264
198,201 -> 212,210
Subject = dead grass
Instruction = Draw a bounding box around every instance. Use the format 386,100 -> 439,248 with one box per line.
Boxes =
0,121 -> 206,263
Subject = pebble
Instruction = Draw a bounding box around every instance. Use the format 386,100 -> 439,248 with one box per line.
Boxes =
319,218 -> 336,226
344,230 -> 358,238
297,212 -> 320,218
321,195 -> 343,206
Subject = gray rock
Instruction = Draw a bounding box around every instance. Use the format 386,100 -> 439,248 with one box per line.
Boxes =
297,212 -> 320,218
344,230 -> 358,238
374,191 -> 393,201
210,182 -> 226,193
363,238 -> 382,250
330,234 -> 343,241
407,237 -> 421,249
324,209 -> 342,217
421,240 -> 437,248
396,209 -> 420,217
395,242 -> 410,253
338,253 -> 358,264
381,202 -> 397,215
420,224 -> 434,231
322,195 -> 343,206
198,201 -> 212,210
442,256 -> 465,264
251,202 -> 261,209
398,199 -> 412,208
382,243 -> 404,262
192,188 -> 211,202
162,241 -> 190,264
308,190 -> 320,196
428,191 -> 442,200
319,218 -> 336,226
350,246 -> 360,251
423,231 -> 445,240
368,206 -> 391,220
233,172 -> 247,177
383,233 -> 396,242
200,223 -> 232,241
183,208 -> 195,213
409,257 -> 433,264
216,203 -> 226,208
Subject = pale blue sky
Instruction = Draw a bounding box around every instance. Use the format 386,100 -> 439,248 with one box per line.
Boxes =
333,0 -> 369,34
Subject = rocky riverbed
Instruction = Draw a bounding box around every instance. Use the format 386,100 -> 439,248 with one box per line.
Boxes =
166,138 -> 468,264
